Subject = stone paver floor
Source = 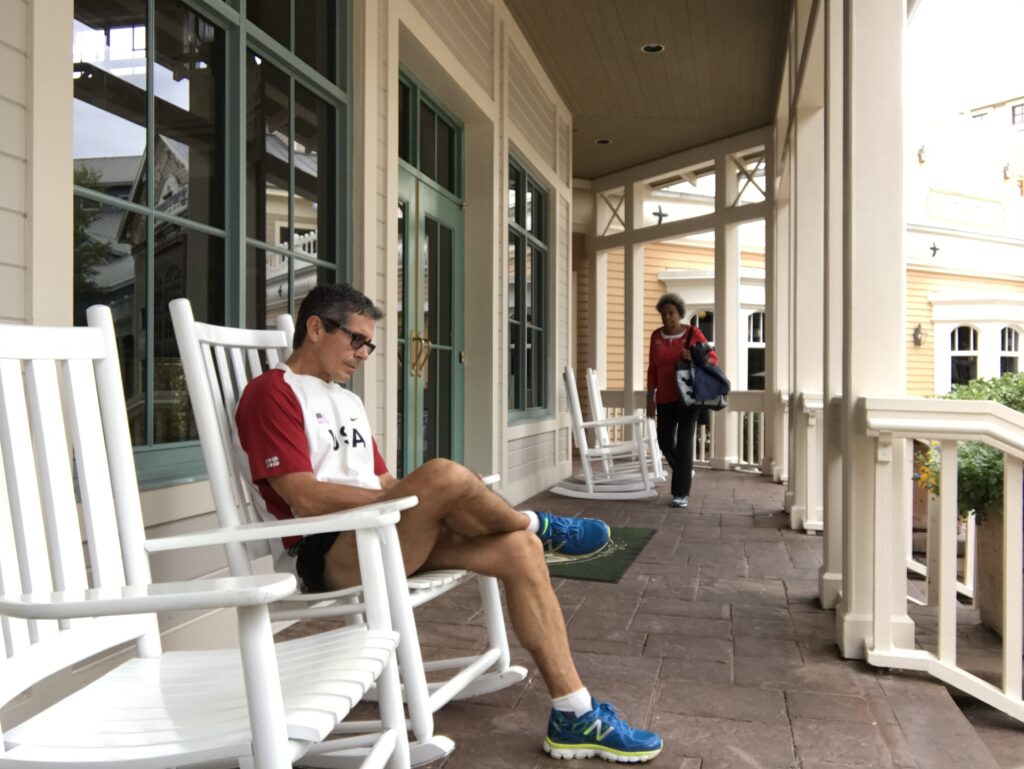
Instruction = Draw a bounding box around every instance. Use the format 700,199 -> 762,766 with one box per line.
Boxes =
287,469 -> 1024,769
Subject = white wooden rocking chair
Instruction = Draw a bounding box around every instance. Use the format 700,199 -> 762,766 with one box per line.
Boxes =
584,367 -> 666,483
170,297 -> 527,767
0,305 -> 412,769
551,366 -> 658,499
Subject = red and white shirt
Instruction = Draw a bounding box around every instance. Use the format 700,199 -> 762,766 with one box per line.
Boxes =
234,364 -> 388,547
646,325 -> 717,405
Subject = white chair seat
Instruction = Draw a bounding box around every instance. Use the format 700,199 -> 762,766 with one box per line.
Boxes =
6,626 -> 398,762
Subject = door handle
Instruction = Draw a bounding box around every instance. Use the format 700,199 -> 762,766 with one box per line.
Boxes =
410,334 -> 432,376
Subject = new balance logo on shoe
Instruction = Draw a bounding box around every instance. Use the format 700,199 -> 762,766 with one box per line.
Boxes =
582,719 -> 615,741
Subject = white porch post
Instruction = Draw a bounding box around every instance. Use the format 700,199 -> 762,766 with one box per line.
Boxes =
588,246 -> 609,382
623,184 -> 645,405
820,0 -> 844,608
768,171 -> 792,483
836,0 -> 913,658
712,157 -> 740,470
789,101 -> 825,531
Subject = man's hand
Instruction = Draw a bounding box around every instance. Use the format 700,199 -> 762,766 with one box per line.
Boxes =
646,392 -> 656,419
378,471 -> 399,492
267,471 -> 384,517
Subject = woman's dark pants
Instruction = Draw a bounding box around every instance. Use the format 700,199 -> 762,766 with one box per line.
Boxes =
656,400 -> 699,498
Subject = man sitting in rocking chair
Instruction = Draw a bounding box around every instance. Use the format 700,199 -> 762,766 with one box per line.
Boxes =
235,283 -> 663,763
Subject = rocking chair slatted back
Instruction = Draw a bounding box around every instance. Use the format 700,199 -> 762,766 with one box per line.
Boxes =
0,312 -> 157,704
171,305 -> 296,575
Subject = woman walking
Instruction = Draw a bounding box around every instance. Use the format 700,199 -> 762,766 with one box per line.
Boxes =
645,293 -> 716,508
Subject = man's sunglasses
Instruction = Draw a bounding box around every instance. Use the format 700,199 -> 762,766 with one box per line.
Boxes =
319,316 -> 377,354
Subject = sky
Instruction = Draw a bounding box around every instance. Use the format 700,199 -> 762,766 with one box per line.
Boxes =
905,0 -> 1024,121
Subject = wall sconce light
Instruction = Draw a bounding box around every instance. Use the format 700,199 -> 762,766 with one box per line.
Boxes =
912,323 -> 925,347
917,145 -> 927,164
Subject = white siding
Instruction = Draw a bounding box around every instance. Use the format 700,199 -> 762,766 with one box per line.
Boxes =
374,0 -> 390,445
507,43 -> 557,170
506,430 -> 556,484
409,0 -> 495,98
0,0 -> 28,323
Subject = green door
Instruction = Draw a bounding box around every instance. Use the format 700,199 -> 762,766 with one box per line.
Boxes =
396,168 -> 464,476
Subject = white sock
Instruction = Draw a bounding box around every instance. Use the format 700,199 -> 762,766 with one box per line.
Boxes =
521,509 -> 540,533
552,687 -> 592,717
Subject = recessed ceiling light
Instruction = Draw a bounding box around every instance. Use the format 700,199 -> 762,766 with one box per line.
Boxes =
641,43 -> 665,54
595,138 -> 612,145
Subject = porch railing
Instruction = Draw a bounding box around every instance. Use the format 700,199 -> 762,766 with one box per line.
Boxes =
861,397 -> 1024,723
600,389 -> 751,470
906,507 -> 977,605
728,390 -> 767,471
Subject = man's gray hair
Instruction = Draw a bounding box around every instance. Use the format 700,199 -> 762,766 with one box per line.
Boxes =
293,283 -> 384,349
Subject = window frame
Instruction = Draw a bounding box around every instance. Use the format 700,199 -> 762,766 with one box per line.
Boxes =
950,324 -> 979,387
1001,325 -> 1020,374
72,0 -> 352,488
507,155 -> 550,421
746,310 -> 766,391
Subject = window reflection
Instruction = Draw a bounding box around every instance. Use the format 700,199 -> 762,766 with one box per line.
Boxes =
72,0 -> 225,447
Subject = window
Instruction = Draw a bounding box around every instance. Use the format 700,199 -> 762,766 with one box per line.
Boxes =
1012,104 -> 1024,125
1001,326 -> 1020,374
950,326 -> 978,386
73,0 -> 348,486
746,311 -> 766,390
689,310 -> 715,343
508,158 -> 547,414
398,75 -> 460,196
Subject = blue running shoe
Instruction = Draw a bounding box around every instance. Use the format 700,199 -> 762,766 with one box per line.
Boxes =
545,698 -> 663,763
536,512 -> 610,556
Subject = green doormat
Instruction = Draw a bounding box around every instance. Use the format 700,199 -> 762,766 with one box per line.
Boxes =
546,527 -> 657,583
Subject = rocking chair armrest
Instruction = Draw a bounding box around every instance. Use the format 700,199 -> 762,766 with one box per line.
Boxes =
580,414 -> 646,429
0,573 -> 297,620
144,495 -> 419,554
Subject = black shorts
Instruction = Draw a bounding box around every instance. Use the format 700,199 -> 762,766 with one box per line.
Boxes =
293,531 -> 340,593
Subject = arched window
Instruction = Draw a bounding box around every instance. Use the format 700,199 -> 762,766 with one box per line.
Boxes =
950,326 -> 978,386
1001,326 -> 1020,374
746,311 -> 766,390
689,310 -> 714,343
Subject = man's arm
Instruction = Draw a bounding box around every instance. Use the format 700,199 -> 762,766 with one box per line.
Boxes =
267,472 -> 385,517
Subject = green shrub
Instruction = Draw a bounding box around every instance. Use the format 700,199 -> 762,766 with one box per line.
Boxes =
919,372 -> 1024,519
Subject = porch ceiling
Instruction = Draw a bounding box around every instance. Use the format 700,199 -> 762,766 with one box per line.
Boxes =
504,0 -> 792,180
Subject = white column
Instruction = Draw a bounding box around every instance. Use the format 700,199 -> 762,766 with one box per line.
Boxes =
712,159 -> 740,469
587,183 -> 611,383
768,171 -> 792,483
623,185 -> 645,404
588,248 -> 608,382
789,106 -> 825,530
820,0 -> 845,608
837,0 -> 913,658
